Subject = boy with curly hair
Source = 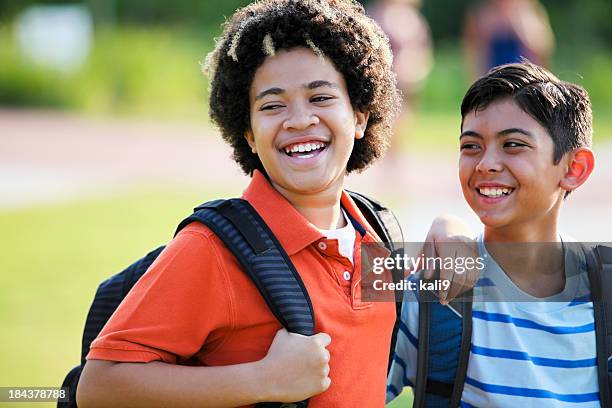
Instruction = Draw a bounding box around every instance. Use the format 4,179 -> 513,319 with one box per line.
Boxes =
77,1 -> 470,407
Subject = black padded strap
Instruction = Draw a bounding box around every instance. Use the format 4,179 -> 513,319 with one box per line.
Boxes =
585,245 -> 612,407
596,245 -> 612,404
195,200 -> 268,254
346,190 -> 406,375
449,293 -> 473,407
177,199 -> 315,336
425,380 -> 453,398
178,199 -> 315,408
596,246 -> 612,359
414,290 -> 434,408
347,190 -> 404,248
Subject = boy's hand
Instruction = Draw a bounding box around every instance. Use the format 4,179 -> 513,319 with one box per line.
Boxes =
259,328 -> 331,402
422,215 -> 479,304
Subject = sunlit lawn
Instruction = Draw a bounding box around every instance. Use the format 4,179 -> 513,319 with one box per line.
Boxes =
0,189 -> 213,390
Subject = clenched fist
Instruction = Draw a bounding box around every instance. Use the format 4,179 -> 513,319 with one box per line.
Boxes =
259,328 -> 331,403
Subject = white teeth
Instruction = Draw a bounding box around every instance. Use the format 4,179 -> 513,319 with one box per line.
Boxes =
478,187 -> 513,197
285,142 -> 325,155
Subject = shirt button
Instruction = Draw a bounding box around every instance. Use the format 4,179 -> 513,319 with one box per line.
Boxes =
318,242 -> 327,250
343,271 -> 351,281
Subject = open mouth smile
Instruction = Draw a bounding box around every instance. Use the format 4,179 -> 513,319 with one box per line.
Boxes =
282,141 -> 328,159
477,186 -> 515,198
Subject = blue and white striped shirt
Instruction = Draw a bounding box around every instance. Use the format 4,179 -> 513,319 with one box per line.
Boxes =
387,240 -> 600,407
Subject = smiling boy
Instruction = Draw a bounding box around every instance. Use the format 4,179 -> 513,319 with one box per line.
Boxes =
388,62 -> 600,406
77,1 -> 400,407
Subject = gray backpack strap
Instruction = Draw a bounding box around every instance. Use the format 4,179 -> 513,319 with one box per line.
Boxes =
584,244 -> 612,407
413,289 -> 432,408
180,199 -> 315,336
414,286 -> 473,408
346,190 -> 406,372
346,190 -> 404,248
449,298 -> 473,407
178,199 -> 314,408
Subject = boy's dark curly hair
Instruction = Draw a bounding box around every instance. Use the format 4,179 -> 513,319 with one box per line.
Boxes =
204,0 -> 401,176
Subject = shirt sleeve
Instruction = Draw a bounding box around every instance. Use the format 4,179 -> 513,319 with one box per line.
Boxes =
87,224 -> 233,364
386,283 -> 420,403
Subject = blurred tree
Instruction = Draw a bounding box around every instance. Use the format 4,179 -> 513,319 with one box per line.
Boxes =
0,0 -> 251,28
1,0 -> 610,50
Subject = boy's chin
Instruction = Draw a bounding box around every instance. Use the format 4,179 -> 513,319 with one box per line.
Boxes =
273,172 -> 343,195
474,210 -> 512,229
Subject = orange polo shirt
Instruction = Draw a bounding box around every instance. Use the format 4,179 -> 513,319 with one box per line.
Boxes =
88,170 -> 396,407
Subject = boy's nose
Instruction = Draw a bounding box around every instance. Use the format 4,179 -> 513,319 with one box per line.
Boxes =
475,151 -> 504,173
283,105 -> 319,130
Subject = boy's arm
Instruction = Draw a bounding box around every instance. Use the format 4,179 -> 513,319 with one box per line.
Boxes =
422,215 -> 479,303
77,328 -> 332,408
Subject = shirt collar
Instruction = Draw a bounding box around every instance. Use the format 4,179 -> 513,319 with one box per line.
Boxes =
242,171 -> 380,255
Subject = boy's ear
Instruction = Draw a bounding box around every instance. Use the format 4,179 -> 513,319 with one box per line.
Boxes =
559,147 -> 595,193
245,131 -> 257,154
354,110 -> 370,140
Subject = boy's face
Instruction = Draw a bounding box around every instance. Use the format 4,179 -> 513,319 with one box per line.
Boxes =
246,47 -> 368,198
459,98 -> 567,232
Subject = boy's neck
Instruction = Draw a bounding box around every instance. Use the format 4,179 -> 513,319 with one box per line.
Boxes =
484,224 -> 559,243
271,180 -> 347,230
484,221 -> 566,298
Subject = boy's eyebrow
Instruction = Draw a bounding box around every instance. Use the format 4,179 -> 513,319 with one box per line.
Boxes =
459,130 -> 482,139
254,81 -> 337,101
255,87 -> 285,101
305,80 -> 338,90
459,128 -> 535,139
498,128 -> 534,138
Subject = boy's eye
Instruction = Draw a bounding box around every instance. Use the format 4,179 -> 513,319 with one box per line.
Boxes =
504,141 -> 528,149
260,103 -> 284,111
460,143 -> 480,151
310,95 -> 334,103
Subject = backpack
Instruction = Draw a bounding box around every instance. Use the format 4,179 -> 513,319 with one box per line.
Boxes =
59,191 -> 405,408
412,244 -> 612,408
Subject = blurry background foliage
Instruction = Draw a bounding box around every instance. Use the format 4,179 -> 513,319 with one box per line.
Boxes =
0,0 -> 611,123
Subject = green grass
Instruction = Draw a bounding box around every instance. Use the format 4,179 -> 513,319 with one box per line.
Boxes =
0,188 -> 224,391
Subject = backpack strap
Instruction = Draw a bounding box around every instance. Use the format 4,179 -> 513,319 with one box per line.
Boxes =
178,199 -> 315,336
449,298 -> 473,407
584,244 -> 612,406
346,190 -> 404,249
177,198 -> 314,408
414,285 -> 473,408
346,190 -> 406,372
80,245 -> 166,365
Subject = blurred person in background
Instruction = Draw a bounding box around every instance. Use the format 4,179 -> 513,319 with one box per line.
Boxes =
369,0 -> 433,155
463,0 -> 555,78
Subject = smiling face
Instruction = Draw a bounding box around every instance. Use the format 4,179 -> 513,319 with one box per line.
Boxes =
246,47 -> 368,200
459,98 -> 569,240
